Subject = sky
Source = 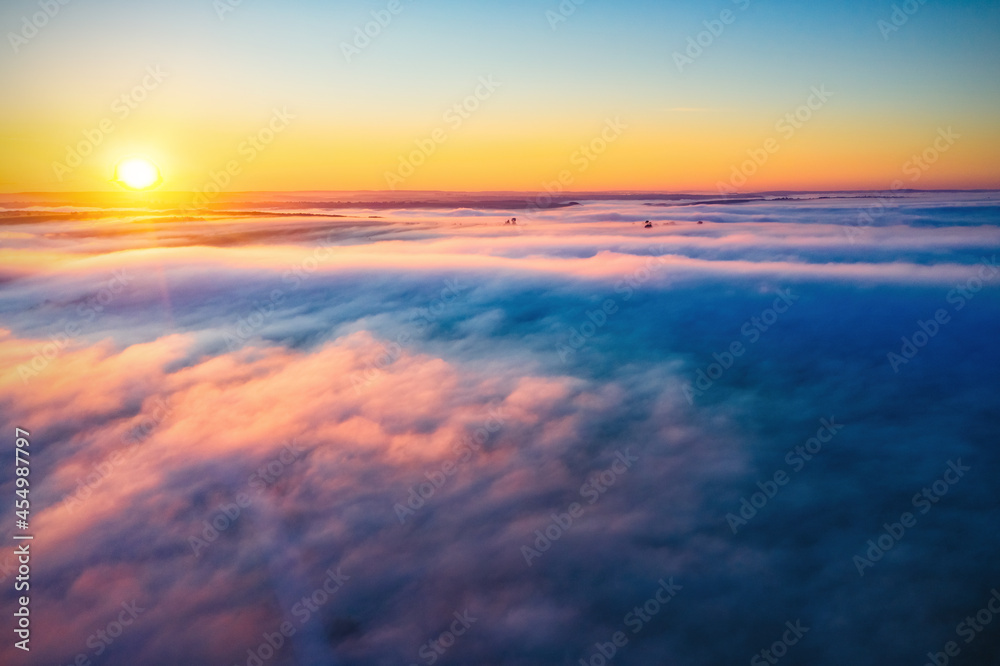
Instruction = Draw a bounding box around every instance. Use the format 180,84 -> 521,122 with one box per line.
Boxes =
1,0 -> 998,192
3,4 -> 999,661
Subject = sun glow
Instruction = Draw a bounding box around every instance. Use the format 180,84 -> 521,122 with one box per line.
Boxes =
113,157 -> 162,191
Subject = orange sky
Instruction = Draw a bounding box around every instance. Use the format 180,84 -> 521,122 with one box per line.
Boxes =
1,0 -> 997,193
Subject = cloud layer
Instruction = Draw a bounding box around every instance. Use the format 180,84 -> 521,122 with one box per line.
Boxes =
1,192 -> 999,666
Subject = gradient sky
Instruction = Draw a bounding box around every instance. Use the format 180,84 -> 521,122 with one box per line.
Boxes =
1,0 -> 998,192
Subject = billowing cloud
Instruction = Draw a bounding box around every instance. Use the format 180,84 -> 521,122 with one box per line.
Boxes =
1,192 -> 999,665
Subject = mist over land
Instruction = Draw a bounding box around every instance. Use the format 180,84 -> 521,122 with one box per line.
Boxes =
1,191 -> 999,665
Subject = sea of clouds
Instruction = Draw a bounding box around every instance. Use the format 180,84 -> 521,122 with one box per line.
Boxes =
1,191 -> 999,665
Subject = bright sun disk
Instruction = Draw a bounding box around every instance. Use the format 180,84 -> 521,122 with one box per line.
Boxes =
114,157 -> 161,190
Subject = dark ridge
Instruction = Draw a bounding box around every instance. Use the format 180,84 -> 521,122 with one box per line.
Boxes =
0,210 -> 355,225
241,200 -> 584,211
644,198 -> 764,207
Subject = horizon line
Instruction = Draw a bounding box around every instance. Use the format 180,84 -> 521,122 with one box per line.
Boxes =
2,188 -> 999,196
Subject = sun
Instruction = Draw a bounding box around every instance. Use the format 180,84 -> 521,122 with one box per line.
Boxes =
113,156 -> 162,191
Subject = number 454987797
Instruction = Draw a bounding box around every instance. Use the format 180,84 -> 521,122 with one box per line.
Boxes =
15,428 -> 30,530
